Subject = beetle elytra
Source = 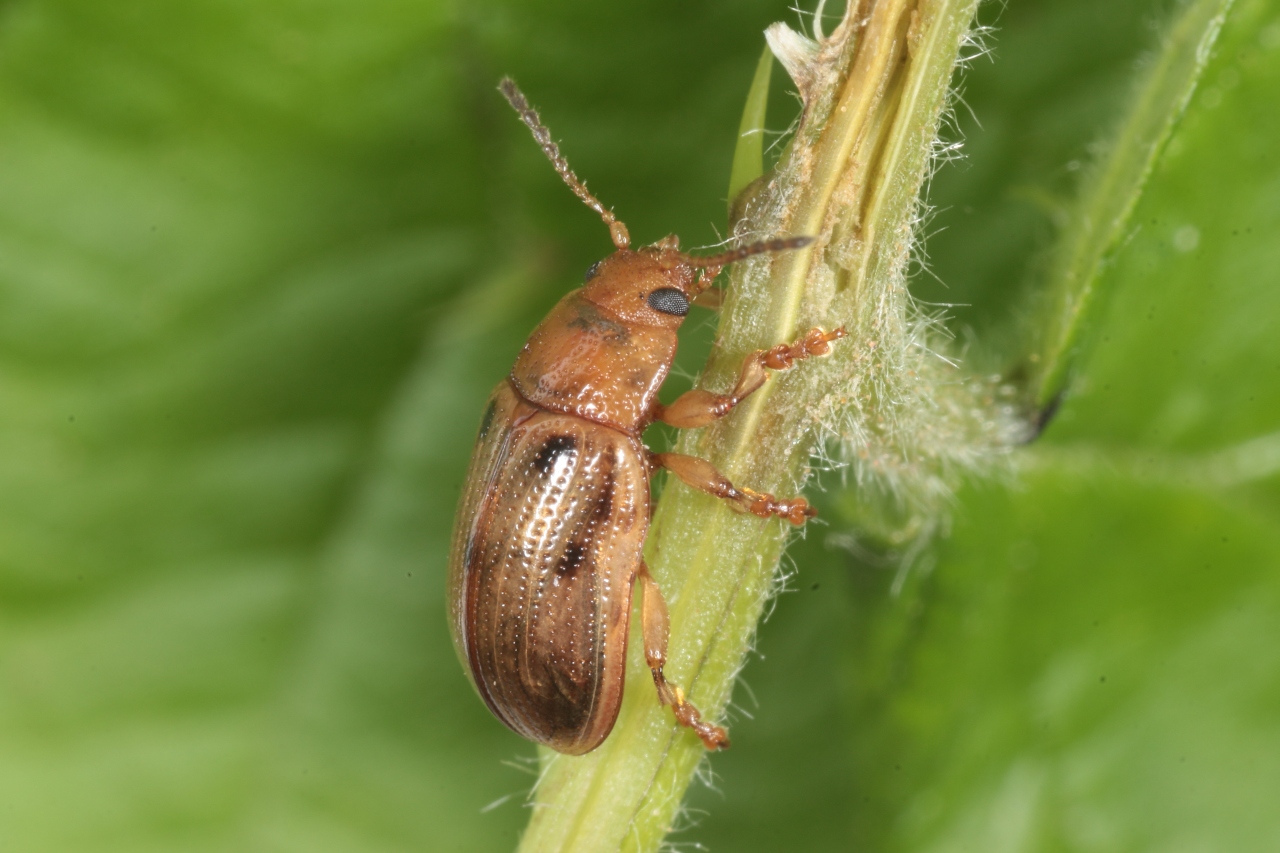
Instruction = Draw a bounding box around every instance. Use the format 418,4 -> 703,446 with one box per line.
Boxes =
447,79 -> 846,755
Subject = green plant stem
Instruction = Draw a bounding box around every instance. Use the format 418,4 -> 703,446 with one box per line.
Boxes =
515,3 -> 980,850
1031,0 -> 1236,409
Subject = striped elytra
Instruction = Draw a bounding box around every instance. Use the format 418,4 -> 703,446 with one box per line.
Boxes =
449,384 -> 648,754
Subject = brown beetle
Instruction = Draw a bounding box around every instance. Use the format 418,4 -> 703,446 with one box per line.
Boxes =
447,79 -> 845,755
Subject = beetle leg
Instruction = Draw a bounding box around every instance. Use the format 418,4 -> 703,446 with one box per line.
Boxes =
636,561 -> 731,751
653,451 -> 817,526
657,326 -> 847,429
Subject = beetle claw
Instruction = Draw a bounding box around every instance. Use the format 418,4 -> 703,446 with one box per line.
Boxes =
695,721 -> 731,751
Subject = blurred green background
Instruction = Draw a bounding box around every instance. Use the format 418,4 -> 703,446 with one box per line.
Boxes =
0,0 -> 1276,851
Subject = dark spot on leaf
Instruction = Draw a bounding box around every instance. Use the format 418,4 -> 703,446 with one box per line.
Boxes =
1028,388 -> 1065,441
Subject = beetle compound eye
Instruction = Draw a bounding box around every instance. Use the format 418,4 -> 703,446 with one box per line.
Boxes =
584,260 -> 603,282
646,287 -> 689,317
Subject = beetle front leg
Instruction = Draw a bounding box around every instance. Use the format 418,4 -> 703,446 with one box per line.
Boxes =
653,451 -> 817,526
636,561 -> 730,751
657,326 -> 847,429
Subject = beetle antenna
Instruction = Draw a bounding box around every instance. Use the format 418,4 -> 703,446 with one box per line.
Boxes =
499,78 -> 631,250
688,236 -> 813,269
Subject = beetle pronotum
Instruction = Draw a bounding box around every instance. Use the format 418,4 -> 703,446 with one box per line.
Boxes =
447,79 -> 846,755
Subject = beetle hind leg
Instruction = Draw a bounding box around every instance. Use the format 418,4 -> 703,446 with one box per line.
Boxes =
637,562 -> 730,750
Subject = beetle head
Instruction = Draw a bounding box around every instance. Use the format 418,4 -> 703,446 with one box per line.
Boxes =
578,239 -> 698,329
577,234 -> 817,329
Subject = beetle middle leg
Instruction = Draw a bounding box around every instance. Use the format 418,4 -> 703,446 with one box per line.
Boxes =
636,561 -> 730,750
657,325 -> 847,429
653,451 -> 817,525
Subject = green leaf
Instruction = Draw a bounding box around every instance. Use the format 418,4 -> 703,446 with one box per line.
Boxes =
1030,0 -> 1237,409
727,45 -> 774,209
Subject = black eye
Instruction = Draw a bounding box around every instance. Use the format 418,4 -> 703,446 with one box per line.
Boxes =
584,260 -> 603,282
646,287 -> 689,317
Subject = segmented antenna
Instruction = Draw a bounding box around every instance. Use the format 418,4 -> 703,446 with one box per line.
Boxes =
499,78 -> 631,250
688,236 -> 813,269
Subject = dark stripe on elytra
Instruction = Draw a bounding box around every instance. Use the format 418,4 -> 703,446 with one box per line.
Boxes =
555,541 -> 588,578
589,466 -> 616,525
476,398 -> 498,443
532,435 -> 578,476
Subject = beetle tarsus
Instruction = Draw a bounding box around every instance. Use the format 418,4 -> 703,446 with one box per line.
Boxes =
761,325 -> 848,369
742,489 -> 818,526
651,667 -> 731,750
